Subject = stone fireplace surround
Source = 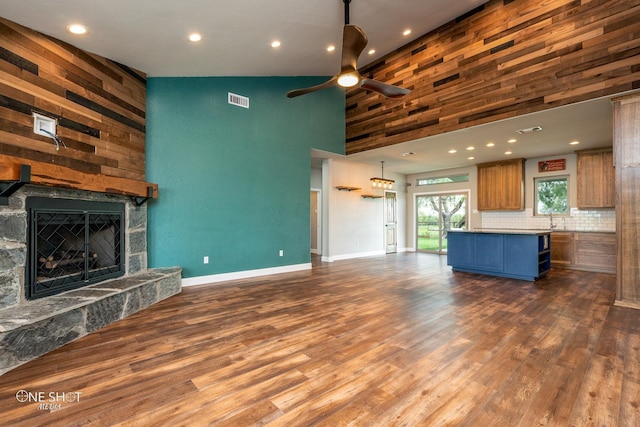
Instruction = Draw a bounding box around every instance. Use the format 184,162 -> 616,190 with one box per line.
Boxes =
0,185 -> 181,375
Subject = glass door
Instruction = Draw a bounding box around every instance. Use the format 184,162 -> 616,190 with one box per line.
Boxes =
416,193 -> 468,253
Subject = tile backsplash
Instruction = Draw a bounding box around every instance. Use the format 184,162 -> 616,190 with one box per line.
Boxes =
481,208 -> 616,232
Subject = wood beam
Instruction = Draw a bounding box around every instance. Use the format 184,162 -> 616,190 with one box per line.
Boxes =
613,92 -> 640,310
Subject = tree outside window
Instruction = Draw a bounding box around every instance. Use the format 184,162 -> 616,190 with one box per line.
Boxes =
534,176 -> 569,215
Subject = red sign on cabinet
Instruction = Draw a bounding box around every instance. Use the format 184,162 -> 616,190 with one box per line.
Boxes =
538,159 -> 566,172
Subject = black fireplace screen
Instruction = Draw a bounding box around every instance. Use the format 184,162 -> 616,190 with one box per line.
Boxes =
26,197 -> 125,299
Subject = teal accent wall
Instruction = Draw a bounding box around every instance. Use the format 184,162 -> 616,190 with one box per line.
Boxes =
146,77 -> 344,277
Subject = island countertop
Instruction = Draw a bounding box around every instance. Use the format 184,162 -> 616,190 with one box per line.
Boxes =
449,228 -> 553,235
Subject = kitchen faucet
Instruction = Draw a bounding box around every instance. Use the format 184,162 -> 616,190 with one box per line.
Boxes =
549,213 -> 557,229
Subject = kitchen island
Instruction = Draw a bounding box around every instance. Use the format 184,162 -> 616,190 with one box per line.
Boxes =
447,229 -> 552,281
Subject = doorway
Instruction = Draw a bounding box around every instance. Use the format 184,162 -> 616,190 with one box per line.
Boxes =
310,190 -> 321,254
416,192 -> 468,254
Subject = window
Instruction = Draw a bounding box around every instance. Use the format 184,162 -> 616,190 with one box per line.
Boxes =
417,174 -> 468,186
534,175 -> 569,216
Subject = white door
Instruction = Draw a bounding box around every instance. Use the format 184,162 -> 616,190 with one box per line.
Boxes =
385,191 -> 397,253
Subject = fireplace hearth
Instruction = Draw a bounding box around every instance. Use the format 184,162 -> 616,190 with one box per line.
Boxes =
26,197 -> 125,299
0,185 -> 182,375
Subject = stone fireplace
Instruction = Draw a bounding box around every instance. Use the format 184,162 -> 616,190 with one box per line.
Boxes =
0,17 -> 181,375
0,186 -> 181,375
26,196 -> 126,299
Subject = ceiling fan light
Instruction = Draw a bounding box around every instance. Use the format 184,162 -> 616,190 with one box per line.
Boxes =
337,73 -> 359,88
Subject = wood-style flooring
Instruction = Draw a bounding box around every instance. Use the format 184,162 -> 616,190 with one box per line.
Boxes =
1,253 -> 639,426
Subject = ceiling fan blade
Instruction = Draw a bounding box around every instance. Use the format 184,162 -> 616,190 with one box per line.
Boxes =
286,76 -> 339,98
360,78 -> 411,98
341,24 -> 368,72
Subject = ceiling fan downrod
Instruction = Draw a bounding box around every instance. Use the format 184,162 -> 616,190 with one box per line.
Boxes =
344,0 -> 351,25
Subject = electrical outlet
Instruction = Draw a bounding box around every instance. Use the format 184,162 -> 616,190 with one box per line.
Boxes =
203,256 -> 209,264
279,250 -> 284,257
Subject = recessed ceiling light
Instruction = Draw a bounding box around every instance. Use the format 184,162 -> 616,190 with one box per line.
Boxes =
448,149 -> 457,154
271,40 -> 281,48
466,146 -> 475,151
327,45 -> 336,52
508,139 -> 517,143
67,24 -> 88,35
486,142 -> 495,147
505,151 -> 513,155
188,33 -> 202,42
400,151 -> 416,157
467,156 -> 475,160
368,49 -> 376,55
569,140 -> 580,145
403,29 -> 412,36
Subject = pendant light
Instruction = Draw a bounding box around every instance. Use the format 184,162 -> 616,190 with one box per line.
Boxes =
370,161 -> 394,189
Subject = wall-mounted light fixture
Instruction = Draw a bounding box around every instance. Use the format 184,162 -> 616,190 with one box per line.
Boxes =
370,161 -> 394,189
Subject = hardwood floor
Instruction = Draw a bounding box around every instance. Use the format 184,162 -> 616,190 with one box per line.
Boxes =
2,253 -> 639,426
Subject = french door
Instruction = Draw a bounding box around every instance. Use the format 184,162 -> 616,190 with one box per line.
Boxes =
416,192 -> 468,254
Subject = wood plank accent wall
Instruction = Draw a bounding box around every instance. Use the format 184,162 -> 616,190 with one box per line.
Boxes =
613,92 -> 640,310
0,17 -> 155,197
346,0 -> 640,154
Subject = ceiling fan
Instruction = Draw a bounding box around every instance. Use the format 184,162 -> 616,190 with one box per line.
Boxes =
286,0 -> 411,99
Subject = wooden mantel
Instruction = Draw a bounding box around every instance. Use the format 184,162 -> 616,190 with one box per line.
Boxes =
0,154 -> 158,199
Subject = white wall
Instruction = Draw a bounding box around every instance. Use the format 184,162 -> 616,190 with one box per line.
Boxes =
315,151 -> 614,261
311,167 -> 322,189
322,159 -> 407,261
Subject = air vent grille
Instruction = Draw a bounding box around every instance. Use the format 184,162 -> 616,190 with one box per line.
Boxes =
228,92 -> 249,108
516,126 -> 542,134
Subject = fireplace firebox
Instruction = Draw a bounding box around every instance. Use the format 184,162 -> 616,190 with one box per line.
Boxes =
26,197 -> 125,299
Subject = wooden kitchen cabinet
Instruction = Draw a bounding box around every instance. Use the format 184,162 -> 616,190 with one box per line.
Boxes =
477,158 -> 525,211
574,232 -> 616,273
550,232 -> 573,266
576,148 -> 615,208
550,231 -> 616,273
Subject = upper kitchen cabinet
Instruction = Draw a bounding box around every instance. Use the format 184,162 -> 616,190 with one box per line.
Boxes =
576,148 -> 615,209
477,158 -> 525,211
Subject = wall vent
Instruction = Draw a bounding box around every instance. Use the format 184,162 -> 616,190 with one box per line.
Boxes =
516,126 -> 542,134
228,92 -> 250,108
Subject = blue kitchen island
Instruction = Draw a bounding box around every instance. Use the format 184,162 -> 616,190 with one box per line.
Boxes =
447,229 -> 552,281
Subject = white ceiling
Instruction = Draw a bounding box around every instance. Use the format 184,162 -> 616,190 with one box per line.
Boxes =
0,0 -> 487,77
1,0 -> 621,174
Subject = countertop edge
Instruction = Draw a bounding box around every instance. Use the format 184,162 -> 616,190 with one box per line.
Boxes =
449,229 -> 552,235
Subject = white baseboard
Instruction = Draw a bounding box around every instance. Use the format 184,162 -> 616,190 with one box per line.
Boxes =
320,247 -> 416,262
182,263 -> 312,287
322,250 -> 386,263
